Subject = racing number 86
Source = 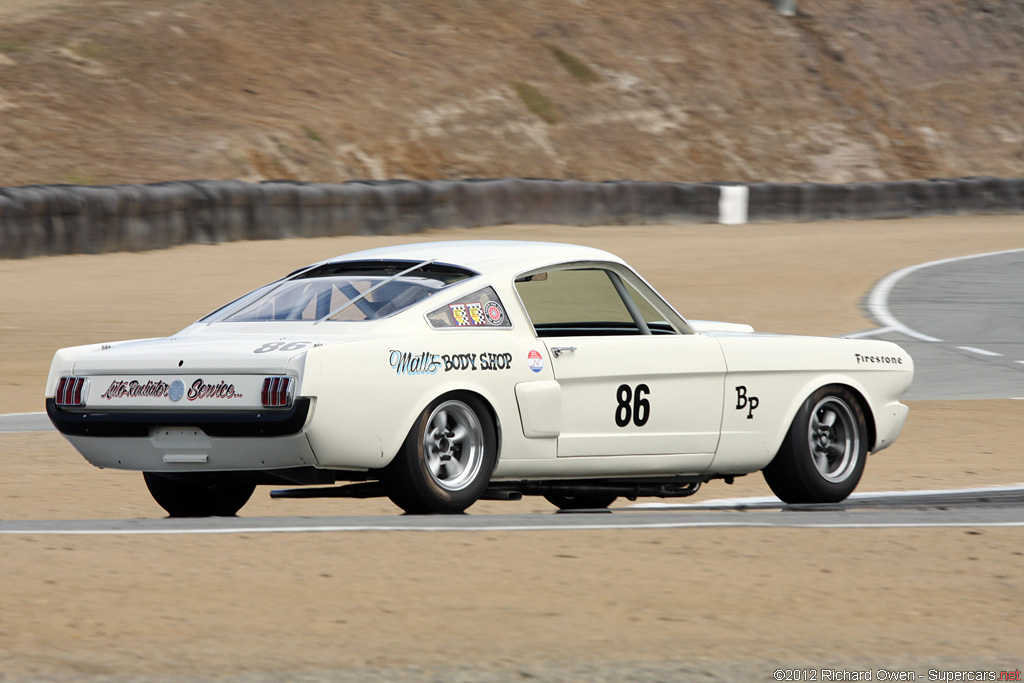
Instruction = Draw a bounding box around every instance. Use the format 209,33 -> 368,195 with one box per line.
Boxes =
615,383 -> 650,427
254,341 -> 310,354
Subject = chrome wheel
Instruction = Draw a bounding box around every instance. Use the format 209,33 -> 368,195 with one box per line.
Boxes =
422,400 -> 485,492
764,385 -> 868,504
383,393 -> 497,514
807,396 -> 860,483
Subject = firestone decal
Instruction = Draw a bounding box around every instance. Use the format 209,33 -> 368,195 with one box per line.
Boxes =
855,353 -> 904,365
390,350 -> 513,375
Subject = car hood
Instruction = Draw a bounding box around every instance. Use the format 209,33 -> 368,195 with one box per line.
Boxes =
689,320 -> 755,334
713,332 -> 913,375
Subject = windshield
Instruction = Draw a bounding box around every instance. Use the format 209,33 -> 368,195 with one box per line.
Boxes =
202,261 -> 476,323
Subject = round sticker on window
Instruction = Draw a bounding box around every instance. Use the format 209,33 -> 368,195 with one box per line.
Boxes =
484,301 -> 505,326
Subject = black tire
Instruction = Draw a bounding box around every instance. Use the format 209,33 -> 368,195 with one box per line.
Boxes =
382,393 -> 497,514
543,493 -> 618,511
143,472 -> 256,517
763,385 -> 868,504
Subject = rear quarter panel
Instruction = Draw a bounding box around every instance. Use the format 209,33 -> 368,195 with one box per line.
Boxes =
45,340 -> 154,397
299,329 -> 557,471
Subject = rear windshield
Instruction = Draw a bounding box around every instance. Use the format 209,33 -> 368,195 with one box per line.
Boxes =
202,261 -> 476,323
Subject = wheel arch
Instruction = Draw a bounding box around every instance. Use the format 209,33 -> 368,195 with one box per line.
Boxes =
392,387 -> 503,469
762,380 -> 873,504
837,383 -> 876,453
380,387 -> 504,514
772,376 -> 877,461
435,388 -> 503,467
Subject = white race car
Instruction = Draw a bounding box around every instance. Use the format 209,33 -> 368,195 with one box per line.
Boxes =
46,241 -> 913,516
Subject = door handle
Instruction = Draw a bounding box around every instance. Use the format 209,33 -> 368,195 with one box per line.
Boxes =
551,346 -> 577,358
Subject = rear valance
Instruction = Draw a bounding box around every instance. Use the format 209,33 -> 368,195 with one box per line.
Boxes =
46,398 -> 311,438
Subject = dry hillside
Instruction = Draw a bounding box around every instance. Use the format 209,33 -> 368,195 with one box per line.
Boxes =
1,0 -> 1022,187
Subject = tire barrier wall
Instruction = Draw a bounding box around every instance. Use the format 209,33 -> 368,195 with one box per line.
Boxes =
0,176 -> 1021,259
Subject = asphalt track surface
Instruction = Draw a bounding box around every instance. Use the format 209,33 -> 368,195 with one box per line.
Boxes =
0,485 -> 1022,534
850,247 -> 1024,400
3,248 -> 1023,533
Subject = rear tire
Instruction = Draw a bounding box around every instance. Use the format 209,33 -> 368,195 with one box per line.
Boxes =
382,394 -> 497,514
143,472 -> 255,517
763,385 -> 868,504
544,493 -> 618,510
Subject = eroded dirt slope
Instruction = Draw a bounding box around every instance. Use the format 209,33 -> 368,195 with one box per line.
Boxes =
1,0 -> 1023,187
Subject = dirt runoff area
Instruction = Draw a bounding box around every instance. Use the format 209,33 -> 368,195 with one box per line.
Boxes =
1,216 -> 1023,681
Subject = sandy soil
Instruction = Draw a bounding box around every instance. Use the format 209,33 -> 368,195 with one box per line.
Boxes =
1,529 -> 1021,681
1,217 -> 1023,680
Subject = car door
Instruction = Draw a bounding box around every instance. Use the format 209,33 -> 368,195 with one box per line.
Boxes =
514,264 -> 726,460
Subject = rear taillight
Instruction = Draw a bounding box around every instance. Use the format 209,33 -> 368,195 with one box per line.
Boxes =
261,377 -> 294,408
55,377 -> 90,407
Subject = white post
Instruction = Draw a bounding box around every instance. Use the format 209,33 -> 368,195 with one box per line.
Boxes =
718,185 -> 749,225
775,0 -> 796,16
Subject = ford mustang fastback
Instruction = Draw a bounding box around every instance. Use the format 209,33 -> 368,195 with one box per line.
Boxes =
46,241 -> 913,516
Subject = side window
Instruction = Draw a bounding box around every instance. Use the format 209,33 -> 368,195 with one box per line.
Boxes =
427,287 -> 511,328
515,268 -> 679,337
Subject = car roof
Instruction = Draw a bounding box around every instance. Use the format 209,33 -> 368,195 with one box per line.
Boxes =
320,240 -> 627,277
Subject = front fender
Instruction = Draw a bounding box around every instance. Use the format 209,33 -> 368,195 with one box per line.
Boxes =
712,370 -> 911,474
709,335 -> 913,474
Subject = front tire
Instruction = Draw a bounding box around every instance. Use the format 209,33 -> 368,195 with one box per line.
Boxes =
143,472 -> 255,517
763,385 -> 868,504
382,394 -> 497,514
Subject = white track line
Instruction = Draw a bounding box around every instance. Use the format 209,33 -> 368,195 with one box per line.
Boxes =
633,483 -> 1024,509
4,485 -> 1023,535
2,521 -> 1023,536
842,326 -> 896,339
958,346 -> 1003,357
0,411 -> 52,433
865,247 -> 1024,344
